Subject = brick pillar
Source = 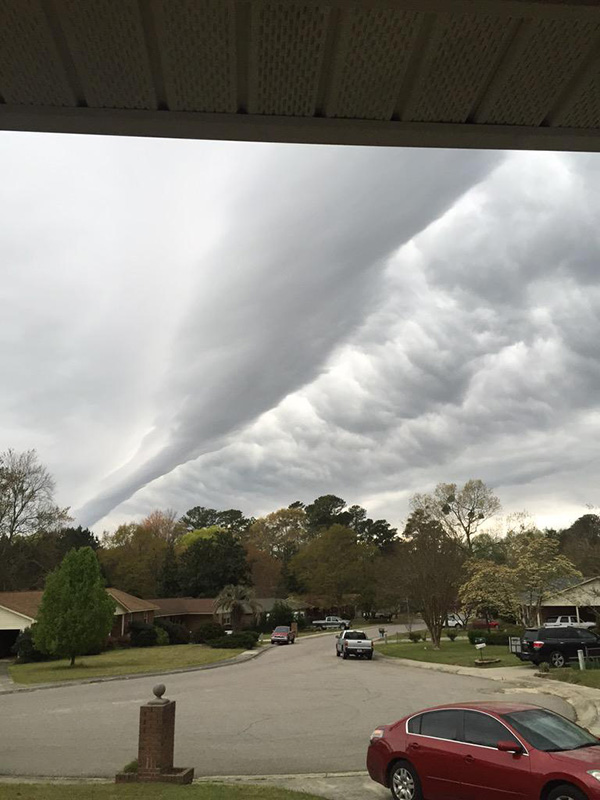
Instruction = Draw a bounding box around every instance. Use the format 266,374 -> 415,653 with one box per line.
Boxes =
138,688 -> 175,779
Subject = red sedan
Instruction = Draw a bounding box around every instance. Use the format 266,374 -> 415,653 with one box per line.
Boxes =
367,701 -> 600,800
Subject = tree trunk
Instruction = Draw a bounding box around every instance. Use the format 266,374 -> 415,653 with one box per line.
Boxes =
70,654 -> 76,667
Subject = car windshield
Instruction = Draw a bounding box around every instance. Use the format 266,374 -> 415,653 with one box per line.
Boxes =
345,632 -> 367,640
274,627 -> 289,632
503,709 -> 600,752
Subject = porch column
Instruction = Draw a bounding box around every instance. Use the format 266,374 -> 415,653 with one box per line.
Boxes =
121,614 -> 126,636
576,605 -> 581,623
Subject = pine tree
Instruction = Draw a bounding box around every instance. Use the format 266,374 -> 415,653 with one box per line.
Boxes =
34,547 -> 116,666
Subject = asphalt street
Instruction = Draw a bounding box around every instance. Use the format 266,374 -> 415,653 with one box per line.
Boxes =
0,626 -> 573,778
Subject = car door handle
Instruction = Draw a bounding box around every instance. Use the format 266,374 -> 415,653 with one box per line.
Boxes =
464,755 -> 474,764
409,743 -> 420,750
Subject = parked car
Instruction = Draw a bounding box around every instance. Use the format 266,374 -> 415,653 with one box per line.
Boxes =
445,613 -> 464,628
336,629 -> 373,660
270,625 -> 296,645
471,618 -> 500,629
545,615 -> 596,630
367,701 -> 600,800
313,615 -> 350,630
518,625 -> 600,668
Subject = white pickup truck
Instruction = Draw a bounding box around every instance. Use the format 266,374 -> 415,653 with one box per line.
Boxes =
313,615 -> 350,630
336,629 -> 374,660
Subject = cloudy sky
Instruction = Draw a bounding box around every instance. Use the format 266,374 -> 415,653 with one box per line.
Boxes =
1,132 -> 599,533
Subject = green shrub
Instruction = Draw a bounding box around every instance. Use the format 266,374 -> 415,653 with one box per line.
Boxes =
122,760 -> 138,774
538,661 -> 550,673
12,626 -> 52,663
191,622 -> 225,644
408,632 -> 422,643
129,621 -> 158,648
155,627 -> 169,646
155,619 -> 190,645
447,631 -> 457,642
209,632 -> 256,649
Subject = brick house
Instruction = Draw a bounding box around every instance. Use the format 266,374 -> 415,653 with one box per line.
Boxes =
151,596 -> 311,633
0,588 -> 158,656
150,597 -> 217,634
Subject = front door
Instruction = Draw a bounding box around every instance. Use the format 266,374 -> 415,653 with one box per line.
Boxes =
457,711 -> 531,800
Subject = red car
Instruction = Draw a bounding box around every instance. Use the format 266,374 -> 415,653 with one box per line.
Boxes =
367,701 -> 600,800
270,625 -> 296,645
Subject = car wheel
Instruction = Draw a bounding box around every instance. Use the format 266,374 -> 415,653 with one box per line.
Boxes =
367,652 -> 373,660
342,650 -> 348,660
547,784 -> 588,800
550,650 -> 567,668
390,761 -> 422,800
336,649 -> 340,657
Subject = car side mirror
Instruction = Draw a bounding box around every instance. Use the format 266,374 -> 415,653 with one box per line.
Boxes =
335,634 -> 340,639
497,741 -> 523,754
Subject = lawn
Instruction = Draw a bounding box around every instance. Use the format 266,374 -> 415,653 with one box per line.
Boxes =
548,668 -> 600,689
10,645 -> 244,685
0,785 -> 322,800
377,639 -> 520,668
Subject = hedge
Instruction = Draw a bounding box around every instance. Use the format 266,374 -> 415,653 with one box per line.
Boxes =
468,626 -> 524,646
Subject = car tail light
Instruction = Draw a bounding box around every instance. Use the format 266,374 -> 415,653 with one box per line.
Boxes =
533,641 -> 544,650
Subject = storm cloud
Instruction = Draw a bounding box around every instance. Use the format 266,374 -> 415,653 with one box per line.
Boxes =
1,134 -> 598,531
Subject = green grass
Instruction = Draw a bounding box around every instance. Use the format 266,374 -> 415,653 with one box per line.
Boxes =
0,784 -> 322,800
548,667 -> 600,689
10,645 -> 244,685
377,639 -> 520,668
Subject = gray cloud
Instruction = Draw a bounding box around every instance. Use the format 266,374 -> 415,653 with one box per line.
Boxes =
2,135 -> 599,535
74,145 -> 501,525
96,151 -> 600,533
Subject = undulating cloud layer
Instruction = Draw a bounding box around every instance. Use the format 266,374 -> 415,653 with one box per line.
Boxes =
0,132 -> 598,531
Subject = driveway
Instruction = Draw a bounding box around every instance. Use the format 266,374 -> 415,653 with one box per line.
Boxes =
0,626 -> 572,778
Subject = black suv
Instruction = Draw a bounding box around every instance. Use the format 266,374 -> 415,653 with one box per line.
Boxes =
519,625 -> 600,667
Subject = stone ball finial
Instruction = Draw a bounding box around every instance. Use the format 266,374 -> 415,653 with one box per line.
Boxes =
148,683 -> 169,705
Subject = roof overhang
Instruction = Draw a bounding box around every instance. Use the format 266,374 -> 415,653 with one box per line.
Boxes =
1,0 -> 600,152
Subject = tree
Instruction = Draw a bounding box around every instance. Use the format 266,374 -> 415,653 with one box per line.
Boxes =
460,529 -> 583,627
268,600 -> 295,627
410,479 -> 501,553
0,449 -> 70,541
402,510 -> 466,648
245,542 -> 283,597
470,532 -> 508,564
156,543 -> 181,597
178,531 -> 250,597
459,560 -> 520,623
246,507 -> 309,562
178,526 -> 225,549
139,509 -> 184,544
304,495 -> 351,533
371,543 -> 409,618
58,526 -> 100,554
289,524 -> 375,608
357,518 -> 398,552
179,506 -> 253,535
98,524 -> 169,598
214,585 -> 260,632
33,548 -> 115,666
507,528 -> 582,626
559,514 -> 600,576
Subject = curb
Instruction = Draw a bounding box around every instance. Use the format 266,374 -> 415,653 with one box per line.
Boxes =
0,645 -> 275,696
376,651 -> 600,733
0,771 -> 370,785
